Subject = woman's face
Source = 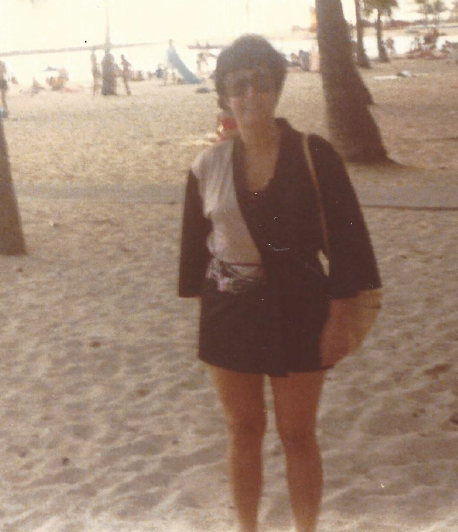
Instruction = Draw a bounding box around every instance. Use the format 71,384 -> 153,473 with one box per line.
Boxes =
223,66 -> 279,129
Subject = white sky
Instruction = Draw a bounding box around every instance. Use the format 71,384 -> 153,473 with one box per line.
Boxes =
0,0 -> 425,53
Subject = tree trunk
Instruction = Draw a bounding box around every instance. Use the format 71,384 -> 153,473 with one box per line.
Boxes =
423,5 -> 429,25
376,10 -> 389,62
355,0 -> 371,68
317,2 -> 373,106
316,0 -> 388,162
0,119 -> 26,255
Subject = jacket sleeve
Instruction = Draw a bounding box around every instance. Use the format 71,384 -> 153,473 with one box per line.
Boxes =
309,135 -> 382,299
178,170 -> 212,297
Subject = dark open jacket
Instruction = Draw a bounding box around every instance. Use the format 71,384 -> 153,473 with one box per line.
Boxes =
179,119 -> 381,301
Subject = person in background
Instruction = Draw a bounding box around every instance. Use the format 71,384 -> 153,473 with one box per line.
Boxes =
290,52 -> 301,68
386,37 -> 395,55
411,35 -> 422,52
0,59 -> 9,118
120,54 -> 132,95
101,48 -> 117,96
298,50 -> 310,71
31,77 -> 45,96
197,51 -> 209,74
58,67 -> 69,81
179,35 -> 381,532
91,49 -> 101,95
155,64 -> 164,79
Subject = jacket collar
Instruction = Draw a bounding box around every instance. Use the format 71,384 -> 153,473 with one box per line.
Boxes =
231,118 -> 297,259
232,118 -> 296,198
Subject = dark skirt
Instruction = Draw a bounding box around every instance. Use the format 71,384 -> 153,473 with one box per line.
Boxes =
198,276 -> 331,377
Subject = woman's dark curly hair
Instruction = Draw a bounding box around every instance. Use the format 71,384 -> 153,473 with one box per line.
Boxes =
215,34 -> 287,110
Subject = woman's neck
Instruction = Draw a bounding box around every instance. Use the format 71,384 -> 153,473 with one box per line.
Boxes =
238,120 -> 280,151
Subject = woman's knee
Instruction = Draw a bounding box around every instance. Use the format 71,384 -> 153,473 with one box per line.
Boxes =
277,426 -> 318,455
228,413 -> 267,447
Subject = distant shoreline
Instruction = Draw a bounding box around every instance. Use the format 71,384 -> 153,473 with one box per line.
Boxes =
0,41 -> 164,58
2,23 -> 458,58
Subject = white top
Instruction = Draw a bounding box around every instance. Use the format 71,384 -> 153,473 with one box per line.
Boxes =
191,140 -> 264,285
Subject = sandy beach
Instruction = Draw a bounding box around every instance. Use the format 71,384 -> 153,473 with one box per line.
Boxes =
1,55 -> 458,532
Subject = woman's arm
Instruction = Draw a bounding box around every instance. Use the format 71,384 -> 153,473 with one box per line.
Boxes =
319,298 -> 353,367
309,135 -> 382,298
178,171 -> 211,298
308,136 -> 381,365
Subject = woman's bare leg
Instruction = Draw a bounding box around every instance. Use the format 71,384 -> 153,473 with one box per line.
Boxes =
270,371 -> 326,532
208,365 -> 266,532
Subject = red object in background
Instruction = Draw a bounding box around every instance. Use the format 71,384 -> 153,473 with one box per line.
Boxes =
216,111 -> 238,141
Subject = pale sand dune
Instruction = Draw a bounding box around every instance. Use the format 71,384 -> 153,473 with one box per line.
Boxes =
1,58 -> 458,531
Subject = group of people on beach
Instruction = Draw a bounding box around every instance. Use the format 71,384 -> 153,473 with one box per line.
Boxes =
288,48 -> 321,72
407,28 -> 458,61
1,40 -> 195,113
409,28 -> 441,54
1,60 -> 75,105
91,49 -> 132,96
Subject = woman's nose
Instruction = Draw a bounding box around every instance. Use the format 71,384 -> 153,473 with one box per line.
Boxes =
244,83 -> 257,98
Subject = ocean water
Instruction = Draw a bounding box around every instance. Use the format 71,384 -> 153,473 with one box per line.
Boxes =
3,33 -> 457,86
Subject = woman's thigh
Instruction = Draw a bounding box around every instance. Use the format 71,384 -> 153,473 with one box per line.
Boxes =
270,371 -> 326,441
207,365 -> 266,433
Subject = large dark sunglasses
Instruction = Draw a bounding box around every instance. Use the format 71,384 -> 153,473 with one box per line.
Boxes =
224,69 -> 276,97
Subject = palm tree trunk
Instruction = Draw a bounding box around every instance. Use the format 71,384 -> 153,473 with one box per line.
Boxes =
376,10 -> 389,62
355,0 -> 371,68
0,119 -> 26,255
318,1 -> 373,106
316,0 -> 388,162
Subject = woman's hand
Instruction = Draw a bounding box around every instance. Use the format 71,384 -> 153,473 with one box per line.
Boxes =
319,299 -> 352,367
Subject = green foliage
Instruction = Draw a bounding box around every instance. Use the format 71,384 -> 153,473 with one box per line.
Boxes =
415,0 -> 446,15
433,0 -> 447,14
363,0 -> 398,17
451,0 -> 458,20
415,0 -> 448,23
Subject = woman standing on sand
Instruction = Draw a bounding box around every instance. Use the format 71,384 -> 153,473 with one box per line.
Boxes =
179,35 -> 381,532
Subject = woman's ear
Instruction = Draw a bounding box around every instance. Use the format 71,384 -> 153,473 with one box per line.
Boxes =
218,94 -> 230,112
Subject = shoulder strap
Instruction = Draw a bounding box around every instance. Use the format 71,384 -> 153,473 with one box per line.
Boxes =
302,134 -> 330,258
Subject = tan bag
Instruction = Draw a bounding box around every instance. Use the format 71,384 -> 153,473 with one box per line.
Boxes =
302,135 -> 382,352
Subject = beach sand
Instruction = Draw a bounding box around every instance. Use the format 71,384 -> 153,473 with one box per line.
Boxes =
1,57 -> 458,531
